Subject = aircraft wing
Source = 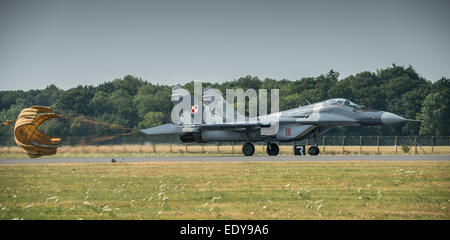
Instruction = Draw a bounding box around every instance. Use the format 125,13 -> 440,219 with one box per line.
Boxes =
195,123 -> 270,129
141,122 -> 272,135
140,124 -> 182,135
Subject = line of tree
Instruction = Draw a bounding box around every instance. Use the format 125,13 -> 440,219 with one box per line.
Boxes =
0,64 -> 449,142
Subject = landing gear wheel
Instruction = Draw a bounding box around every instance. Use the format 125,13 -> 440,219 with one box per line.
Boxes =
242,142 -> 255,156
266,143 -> 279,156
308,146 -> 320,155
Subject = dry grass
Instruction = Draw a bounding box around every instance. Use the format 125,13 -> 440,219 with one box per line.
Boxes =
1,144 -> 449,159
0,161 -> 448,219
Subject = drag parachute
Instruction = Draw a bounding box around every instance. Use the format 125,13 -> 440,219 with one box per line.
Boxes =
14,106 -> 61,158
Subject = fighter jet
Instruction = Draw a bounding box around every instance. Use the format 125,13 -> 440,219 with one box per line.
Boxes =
141,87 -> 418,156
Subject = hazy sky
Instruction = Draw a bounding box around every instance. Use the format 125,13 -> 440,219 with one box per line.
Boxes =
0,0 -> 449,90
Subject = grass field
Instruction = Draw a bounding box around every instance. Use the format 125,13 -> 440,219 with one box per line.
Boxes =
1,144 -> 449,159
0,161 -> 448,219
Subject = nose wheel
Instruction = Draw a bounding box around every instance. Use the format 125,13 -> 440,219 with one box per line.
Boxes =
242,142 -> 255,156
307,128 -> 320,156
308,145 -> 320,155
266,142 -> 279,156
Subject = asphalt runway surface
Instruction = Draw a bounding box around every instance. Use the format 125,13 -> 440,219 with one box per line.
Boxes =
0,155 -> 449,164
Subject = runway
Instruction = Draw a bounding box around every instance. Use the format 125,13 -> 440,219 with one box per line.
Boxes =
0,155 -> 449,164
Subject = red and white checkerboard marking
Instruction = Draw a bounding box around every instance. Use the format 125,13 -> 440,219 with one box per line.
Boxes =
191,105 -> 199,114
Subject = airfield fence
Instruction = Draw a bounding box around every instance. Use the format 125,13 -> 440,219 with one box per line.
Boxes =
0,135 -> 449,155
1,134 -> 449,146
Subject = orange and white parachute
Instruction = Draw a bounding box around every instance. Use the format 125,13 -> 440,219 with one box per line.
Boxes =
14,106 -> 61,158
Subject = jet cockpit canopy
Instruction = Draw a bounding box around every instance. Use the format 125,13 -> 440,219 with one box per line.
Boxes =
324,98 -> 359,108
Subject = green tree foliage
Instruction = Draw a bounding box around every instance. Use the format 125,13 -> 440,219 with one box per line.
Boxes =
53,85 -> 95,115
418,78 -> 450,136
138,112 -> 165,129
0,67 -> 447,141
133,84 -> 172,119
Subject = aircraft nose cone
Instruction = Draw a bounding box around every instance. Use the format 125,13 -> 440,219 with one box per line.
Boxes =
381,112 -> 406,125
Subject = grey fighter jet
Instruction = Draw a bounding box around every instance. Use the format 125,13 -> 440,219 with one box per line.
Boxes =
141,90 -> 418,156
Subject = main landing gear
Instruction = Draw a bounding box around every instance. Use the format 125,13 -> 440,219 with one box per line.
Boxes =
266,142 -> 279,156
241,142 -> 280,156
242,142 -> 280,156
241,142 -> 320,156
242,142 -> 255,156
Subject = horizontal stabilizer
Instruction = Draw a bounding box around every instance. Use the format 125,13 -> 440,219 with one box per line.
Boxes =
140,124 -> 181,135
406,119 -> 422,122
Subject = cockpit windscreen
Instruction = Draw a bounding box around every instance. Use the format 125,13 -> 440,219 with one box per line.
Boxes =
324,98 -> 359,108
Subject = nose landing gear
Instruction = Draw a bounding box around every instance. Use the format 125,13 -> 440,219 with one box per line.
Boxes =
307,128 -> 321,156
308,145 -> 320,155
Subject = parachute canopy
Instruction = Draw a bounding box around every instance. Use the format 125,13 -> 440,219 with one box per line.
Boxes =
14,106 -> 61,158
